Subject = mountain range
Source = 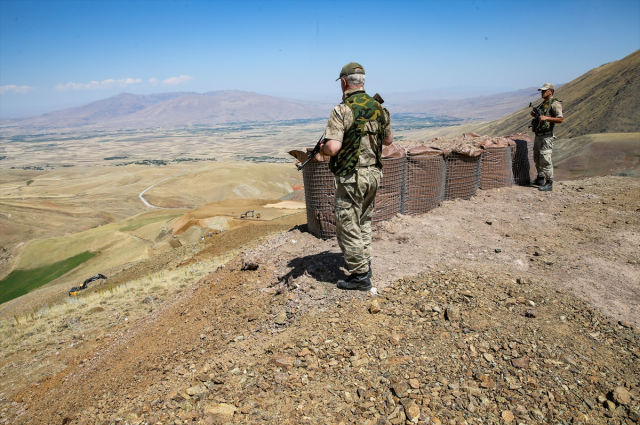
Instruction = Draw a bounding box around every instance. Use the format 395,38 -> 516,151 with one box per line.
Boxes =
0,91 -> 330,131
1,87 -> 542,133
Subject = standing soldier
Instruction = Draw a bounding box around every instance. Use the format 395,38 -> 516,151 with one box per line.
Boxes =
318,62 -> 393,291
531,83 -> 564,191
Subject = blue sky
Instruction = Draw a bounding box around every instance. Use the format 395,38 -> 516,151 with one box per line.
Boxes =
1,0 -> 639,117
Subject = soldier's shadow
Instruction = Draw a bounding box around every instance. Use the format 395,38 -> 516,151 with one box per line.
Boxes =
282,251 -> 346,285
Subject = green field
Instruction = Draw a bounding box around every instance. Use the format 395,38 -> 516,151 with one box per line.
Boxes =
0,251 -> 96,305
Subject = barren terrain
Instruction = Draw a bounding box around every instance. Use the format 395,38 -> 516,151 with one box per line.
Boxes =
1,174 -> 638,424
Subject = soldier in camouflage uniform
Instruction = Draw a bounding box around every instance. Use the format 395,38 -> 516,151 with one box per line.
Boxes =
318,62 -> 393,291
530,83 -> 564,191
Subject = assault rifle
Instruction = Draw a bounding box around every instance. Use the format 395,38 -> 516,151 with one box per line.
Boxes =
296,93 -> 385,171
296,130 -> 326,171
529,102 -> 542,130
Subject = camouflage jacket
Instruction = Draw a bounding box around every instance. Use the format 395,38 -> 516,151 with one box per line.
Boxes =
327,90 -> 389,176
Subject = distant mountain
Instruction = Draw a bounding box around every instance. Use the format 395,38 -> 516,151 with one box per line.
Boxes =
1,91 -> 330,131
1,80 -> 590,133
471,49 -> 640,138
386,87 -> 541,120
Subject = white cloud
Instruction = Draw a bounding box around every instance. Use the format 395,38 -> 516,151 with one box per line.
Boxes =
54,78 -> 142,91
162,75 -> 194,85
149,77 -> 159,84
0,85 -> 34,94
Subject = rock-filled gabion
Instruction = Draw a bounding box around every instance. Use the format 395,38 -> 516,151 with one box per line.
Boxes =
479,145 -> 514,190
301,162 -> 336,239
444,152 -> 483,201
506,133 -> 536,185
372,156 -> 405,224
404,147 -> 446,214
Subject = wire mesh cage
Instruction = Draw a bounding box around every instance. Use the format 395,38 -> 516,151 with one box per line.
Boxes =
444,152 -> 482,201
373,157 -> 405,224
479,146 -> 514,189
302,162 -> 336,239
404,154 -> 446,214
508,133 -> 536,185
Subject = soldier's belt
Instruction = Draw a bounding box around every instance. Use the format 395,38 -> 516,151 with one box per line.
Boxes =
536,132 -> 554,137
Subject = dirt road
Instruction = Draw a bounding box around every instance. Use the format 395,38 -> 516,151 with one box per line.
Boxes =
139,170 -> 186,208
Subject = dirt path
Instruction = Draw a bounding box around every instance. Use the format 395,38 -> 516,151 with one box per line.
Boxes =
4,175 -> 640,424
139,170 -> 186,208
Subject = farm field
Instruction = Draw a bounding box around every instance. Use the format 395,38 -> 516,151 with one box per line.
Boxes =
0,115 -> 465,168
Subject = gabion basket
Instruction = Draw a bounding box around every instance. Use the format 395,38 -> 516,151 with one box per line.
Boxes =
444,152 -> 482,201
404,155 -> 446,214
373,157 -> 405,224
302,162 -> 336,239
509,134 -> 536,185
480,146 -> 514,189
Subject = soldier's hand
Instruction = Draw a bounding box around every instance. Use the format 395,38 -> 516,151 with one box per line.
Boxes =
530,111 -> 536,117
539,115 -> 547,122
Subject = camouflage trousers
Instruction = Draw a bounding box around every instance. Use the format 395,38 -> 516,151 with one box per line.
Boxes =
334,167 -> 381,275
534,135 -> 555,180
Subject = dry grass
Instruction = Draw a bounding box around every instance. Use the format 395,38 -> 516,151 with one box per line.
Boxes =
0,253 -> 234,398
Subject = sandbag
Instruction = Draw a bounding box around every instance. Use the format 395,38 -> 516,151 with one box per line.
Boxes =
479,137 -> 516,148
452,145 -> 483,158
288,147 -> 331,165
408,146 -> 444,156
382,143 -> 406,158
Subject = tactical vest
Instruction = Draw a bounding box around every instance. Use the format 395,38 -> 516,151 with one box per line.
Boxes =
329,91 -> 387,176
532,97 -> 561,135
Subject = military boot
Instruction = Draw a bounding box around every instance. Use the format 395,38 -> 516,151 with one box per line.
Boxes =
337,272 -> 372,291
530,176 -> 545,186
538,180 -> 553,191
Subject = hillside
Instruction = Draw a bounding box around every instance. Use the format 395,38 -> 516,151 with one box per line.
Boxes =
553,132 -> 640,180
472,49 -> 640,138
0,91 -> 330,131
2,175 -> 639,424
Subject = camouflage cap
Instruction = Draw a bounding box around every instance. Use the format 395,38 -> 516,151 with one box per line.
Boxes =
538,83 -> 555,91
336,62 -> 365,81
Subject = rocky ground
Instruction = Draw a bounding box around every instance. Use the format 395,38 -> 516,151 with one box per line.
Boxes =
2,175 -> 639,425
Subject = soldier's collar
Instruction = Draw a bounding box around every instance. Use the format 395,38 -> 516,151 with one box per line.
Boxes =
342,87 -> 366,101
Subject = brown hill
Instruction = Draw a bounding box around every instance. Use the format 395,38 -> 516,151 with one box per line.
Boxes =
2,92 -> 190,129
472,49 -> 640,138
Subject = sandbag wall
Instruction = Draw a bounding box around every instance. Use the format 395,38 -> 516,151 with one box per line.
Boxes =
506,133 -> 536,185
404,147 -> 446,214
296,136 -> 520,238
